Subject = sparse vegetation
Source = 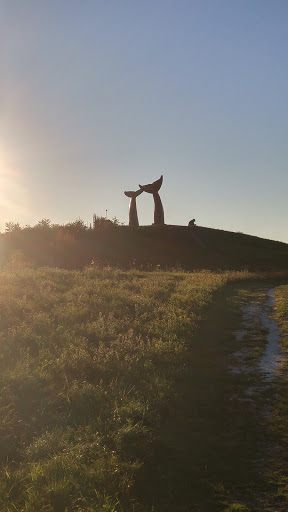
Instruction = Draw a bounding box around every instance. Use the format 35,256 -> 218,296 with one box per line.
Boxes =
266,284 -> 288,504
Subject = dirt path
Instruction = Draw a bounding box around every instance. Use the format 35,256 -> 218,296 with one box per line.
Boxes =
228,285 -> 288,511
134,282 -> 288,512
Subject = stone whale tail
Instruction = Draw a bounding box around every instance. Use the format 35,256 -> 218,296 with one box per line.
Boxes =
139,175 -> 163,194
124,189 -> 143,226
139,175 -> 164,225
124,189 -> 143,198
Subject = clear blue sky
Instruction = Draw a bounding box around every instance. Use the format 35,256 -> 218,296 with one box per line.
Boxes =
2,0 -> 288,242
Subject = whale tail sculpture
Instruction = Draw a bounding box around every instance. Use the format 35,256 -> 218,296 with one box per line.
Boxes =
139,175 -> 164,225
124,189 -> 143,199
138,175 -> 163,194
124,188 -> 143,226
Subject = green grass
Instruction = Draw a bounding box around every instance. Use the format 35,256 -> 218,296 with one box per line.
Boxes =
0,267 -> 287,511
0,267 -> 257,512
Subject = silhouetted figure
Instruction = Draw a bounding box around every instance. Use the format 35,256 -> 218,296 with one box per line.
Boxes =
139,175 -> 164,225
188,219 -> 196,227
124,189 -> 143,226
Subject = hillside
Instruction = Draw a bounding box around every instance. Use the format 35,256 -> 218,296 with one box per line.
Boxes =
1,223 -> 288,271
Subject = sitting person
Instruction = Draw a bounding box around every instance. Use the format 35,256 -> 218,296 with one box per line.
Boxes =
188,219 -> 196,227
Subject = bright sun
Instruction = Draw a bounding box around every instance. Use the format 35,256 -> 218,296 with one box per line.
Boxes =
0,146 -> 29,223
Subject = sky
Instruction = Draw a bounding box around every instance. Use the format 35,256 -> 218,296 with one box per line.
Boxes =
1,0 -> 288,242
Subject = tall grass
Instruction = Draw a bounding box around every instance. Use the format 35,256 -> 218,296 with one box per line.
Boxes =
0,267 -> 276,511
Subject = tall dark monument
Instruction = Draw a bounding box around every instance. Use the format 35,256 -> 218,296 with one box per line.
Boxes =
139,175 -> 164,225
124,189 -> 143,226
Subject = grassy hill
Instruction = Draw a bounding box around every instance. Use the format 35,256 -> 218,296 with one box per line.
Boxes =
1,223 -> 288,271
1,224 -> 288,510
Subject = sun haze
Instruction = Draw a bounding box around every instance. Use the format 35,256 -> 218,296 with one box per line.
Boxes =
2,1 -> 288,242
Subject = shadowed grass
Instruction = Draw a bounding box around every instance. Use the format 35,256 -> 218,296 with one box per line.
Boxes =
0,267 -> 287,511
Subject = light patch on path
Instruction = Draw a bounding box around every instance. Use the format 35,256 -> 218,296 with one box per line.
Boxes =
231,288 -> 284,380
229,287 -> 288,511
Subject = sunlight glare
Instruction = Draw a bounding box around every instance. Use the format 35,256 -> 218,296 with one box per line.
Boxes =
0,145 -> 30,225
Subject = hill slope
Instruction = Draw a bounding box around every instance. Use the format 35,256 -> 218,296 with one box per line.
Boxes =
1,224 -> 288,271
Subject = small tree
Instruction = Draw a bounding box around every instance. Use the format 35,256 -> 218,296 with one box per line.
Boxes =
65,219 -> 87,232
93,214 -> 123,231
5,222 -> 21,233
36,219 -> 52,229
